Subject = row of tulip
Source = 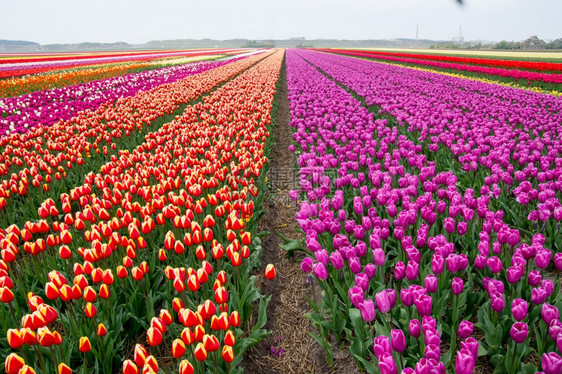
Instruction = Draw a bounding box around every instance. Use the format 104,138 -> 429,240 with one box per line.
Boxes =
0,51 -> 266,137
0,51 -> 270,230
286,48 -> 561,374
316,49 -> 562,84
0,53 -> 228,99
0,49 -> 240,79
1,49 -> 282,373
301,50 -> 562,252
319,49 -> 562,73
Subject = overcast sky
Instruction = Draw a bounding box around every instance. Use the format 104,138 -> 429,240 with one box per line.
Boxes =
0,0 -> 560,45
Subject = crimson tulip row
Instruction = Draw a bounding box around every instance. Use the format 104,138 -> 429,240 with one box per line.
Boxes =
286,48 -> 561,374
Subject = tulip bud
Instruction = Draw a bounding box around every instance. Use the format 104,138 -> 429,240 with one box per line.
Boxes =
5,353 -> 25,374
122,360 -> 139,374
79,337 -> 91,352
510,322 -> 528,343
178,360 -> 194,374
264,264 -> 276,280
194,342 -> 208,361
58,363 -> 72,374
391,329 -> 406,353
172,339 -> 186,358
222,345 -> 235,363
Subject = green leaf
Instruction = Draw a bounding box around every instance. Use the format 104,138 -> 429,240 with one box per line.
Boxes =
353,354 -> 378,374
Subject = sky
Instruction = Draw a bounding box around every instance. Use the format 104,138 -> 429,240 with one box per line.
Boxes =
0,0 -> 560,45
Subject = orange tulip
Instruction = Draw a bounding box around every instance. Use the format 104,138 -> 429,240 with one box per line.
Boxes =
84,302 -> 97,318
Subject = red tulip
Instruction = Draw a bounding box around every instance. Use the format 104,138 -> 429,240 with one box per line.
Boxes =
122,360 -> 139,374
146,327 -> 162,346
5,353 -> 25,374
79,336 -> 91,352
194,342 -> 208,361
222,345 -> 235,363
7,328 -> 23,349
134,344 -> 148,367
172,338 -> 186,358
224,330 -> 236,346
58,363 -> 72,374
97,323 -> 107,336
178,359 -> 194,374
264,264 -> 276,280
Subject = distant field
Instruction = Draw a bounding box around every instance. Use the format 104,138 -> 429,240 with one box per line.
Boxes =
353,47 -> 562,62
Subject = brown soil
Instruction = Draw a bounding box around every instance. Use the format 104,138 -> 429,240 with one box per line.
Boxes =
240,51 -> 360,374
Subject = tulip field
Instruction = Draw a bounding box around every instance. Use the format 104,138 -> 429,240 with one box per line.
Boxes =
0,46 -> 561,374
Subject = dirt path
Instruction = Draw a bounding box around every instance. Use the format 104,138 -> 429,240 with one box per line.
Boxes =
241,51 -> 360,374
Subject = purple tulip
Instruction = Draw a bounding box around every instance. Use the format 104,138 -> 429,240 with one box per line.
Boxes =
490,293 -> 505,313
373,335 -> 392,359
531,287 -> 548,305
549,320 -> 562,341
358,299 -> 376,322
424,329 -> 441,346
506,265 -> 524,284
373,247 -> 386,266
300,257 -> 314,273
409,319 -> 421,338
536,249 -> 552,269
414,358 -> 444,374
510,322 -> 528,343
458,321 -> 474,339
424,344 -> 440,361
457,221 -> 468,236
455,348 -> 475,374
444,217 -> 455,234
554,253 -> 562,271
431,254 -> 445,274
446,254 -> 460,273
312,262 -> 328,280
330,251 -> 344,270
415,294 -> 432,316
348,256 -> 362,274
406,261 -> 419,281
422,316 -> 437,332
541,303 -> 560,325
395,261 -> 406,280
511,299 -> 528,321
474,255 -> 487,270
364,263 -> 377,279
461,337 -> 479,359
349,286 -> 365,308
391,329 -> 407,353
487,256 -> 503,274
378,352 -> 398,374
542,352 -> 562,374
529,270 -> 543,287
376,290 -> 391,314
400,288 -> 414,307
424,274 -> 438,294
451,277 -> 464,296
